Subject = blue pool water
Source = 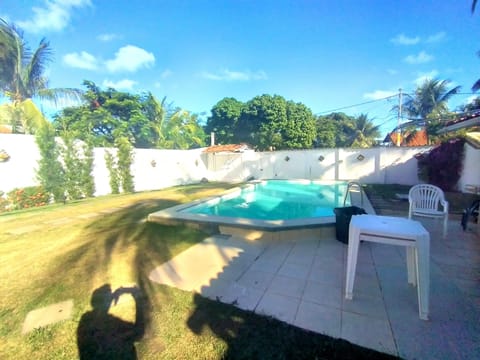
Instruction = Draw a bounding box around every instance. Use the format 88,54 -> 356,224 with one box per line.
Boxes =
185,180 -> 349,221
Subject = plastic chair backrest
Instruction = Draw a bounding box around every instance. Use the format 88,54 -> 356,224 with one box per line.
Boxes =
409,184 -> 445,211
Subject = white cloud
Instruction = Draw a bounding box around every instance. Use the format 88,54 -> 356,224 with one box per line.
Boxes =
16,0 -> 91,33
97,33 -> 119,42
63,51 -> 97,70
426,31 -> 446,43
414,70 -> 439,85
404,51 -> 434,64
363,90 -> 398,100
391,33 -> 420,45
201,69 -> 267,81
102,79 -> 137,90
161,69 -> 173,79
105,45 -> 155,73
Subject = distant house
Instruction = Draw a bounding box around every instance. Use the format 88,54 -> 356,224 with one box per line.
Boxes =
0,125 -> 12,134
201,144 -> 253,174
437,110 -> 480,134
384,121 -> 428,146
202,143 -> 251,153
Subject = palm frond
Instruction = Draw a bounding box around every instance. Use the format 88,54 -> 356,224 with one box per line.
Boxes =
25,38 -> 53,96
473,79 -> 480,92
37,88 -> 84,107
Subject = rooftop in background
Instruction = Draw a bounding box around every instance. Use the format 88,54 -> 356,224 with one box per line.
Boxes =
203,144 -> 251,153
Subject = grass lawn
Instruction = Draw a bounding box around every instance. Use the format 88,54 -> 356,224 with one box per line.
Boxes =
0,183 -> 397,360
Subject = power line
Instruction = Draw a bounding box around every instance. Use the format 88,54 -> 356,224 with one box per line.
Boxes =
316,94 -> 398,115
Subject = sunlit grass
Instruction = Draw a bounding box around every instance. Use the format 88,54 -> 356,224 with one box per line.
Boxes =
0,183 -> 397,359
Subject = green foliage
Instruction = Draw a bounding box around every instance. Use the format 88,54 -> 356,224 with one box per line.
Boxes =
402,79 -> 460,122
0,19 -> 81,111
54,82 -> 205,150
207,95 -> 316,150
81,137 -> 96,197
104,136 -> 134,194
7,186 -> 49,210
116,136 -> 135,193
104,150 -> 120,194
0,190 -> 10,212
59,132 -> 96,200
348,114 -> 381,148
415,138 -> 465,191
205,97 -> 243,144
315,112 -> 379,148
35,123 -> 65,202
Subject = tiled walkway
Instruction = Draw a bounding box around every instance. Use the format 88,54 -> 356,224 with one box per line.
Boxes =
149,217 -> 480,359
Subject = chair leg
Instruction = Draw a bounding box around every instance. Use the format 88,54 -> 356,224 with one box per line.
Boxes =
443,215 -> 448,239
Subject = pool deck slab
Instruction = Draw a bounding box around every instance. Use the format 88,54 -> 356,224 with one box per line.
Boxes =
149,217 -> 480,359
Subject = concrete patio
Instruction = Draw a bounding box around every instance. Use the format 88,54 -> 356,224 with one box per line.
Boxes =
149,216 -> 480,359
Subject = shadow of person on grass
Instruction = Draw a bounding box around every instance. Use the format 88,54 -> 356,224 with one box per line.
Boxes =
77,284 -> 146,360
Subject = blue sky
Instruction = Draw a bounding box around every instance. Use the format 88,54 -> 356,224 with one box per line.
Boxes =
2,0 -> 480,136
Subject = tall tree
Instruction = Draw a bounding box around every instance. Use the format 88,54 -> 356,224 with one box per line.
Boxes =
205,97 -> 243,145
316,112 -> 355,148
55,81 -> 205,149
0,19 -> 81,133
347,114 -> 381,148
402,79 -> 460,121
236,94 -> 316,150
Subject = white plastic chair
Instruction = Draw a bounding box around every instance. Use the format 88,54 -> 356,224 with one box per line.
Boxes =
408,184 -> 449,238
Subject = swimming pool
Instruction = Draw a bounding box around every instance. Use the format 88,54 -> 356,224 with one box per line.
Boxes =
148,180 -> 351,233
186,180 -> 349,220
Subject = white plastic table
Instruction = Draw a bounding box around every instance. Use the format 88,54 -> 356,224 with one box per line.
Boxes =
345,215 -> 430,320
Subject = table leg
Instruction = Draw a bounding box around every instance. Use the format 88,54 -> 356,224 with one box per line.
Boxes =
406,246 -> 417,286
416,235 -> 430,320
345,227 -> 360,300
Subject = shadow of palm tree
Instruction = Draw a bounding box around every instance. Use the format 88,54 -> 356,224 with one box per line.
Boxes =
22,197 -> 209,355
187,293 -> 398,360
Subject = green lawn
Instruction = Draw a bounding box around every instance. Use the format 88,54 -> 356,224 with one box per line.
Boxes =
0,183 -> 397,360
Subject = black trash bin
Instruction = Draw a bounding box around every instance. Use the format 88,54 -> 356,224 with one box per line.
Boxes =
333,206 -> 367,244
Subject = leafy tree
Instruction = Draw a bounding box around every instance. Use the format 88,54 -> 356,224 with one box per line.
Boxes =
284,100 -> 316,149
0,19 -> 81,133
236,94 -> 316,150
0,99 -> 46,133
54,81 -> 205,149
205,97 -> 244,144
315,112 -> 351,148
347,114 -> 381,148
157,109 -> 205,149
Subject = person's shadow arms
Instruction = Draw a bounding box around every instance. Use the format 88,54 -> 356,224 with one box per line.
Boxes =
77,284 -> 146,360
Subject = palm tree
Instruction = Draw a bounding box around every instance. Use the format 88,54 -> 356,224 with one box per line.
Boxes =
0,19 -> 82,133
347,114 -> 381,148
403,78 -> 460,121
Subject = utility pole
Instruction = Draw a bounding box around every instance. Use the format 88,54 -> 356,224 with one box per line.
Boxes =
397,88 -> 402,146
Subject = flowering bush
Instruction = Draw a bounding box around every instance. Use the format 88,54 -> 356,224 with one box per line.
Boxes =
415,138 -> 465,191
0,191 -> 10,212
7,186 -> 50,210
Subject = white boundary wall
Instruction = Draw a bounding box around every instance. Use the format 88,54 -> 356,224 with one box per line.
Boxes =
2,133 -> 477,195
458,142 -> 480,193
